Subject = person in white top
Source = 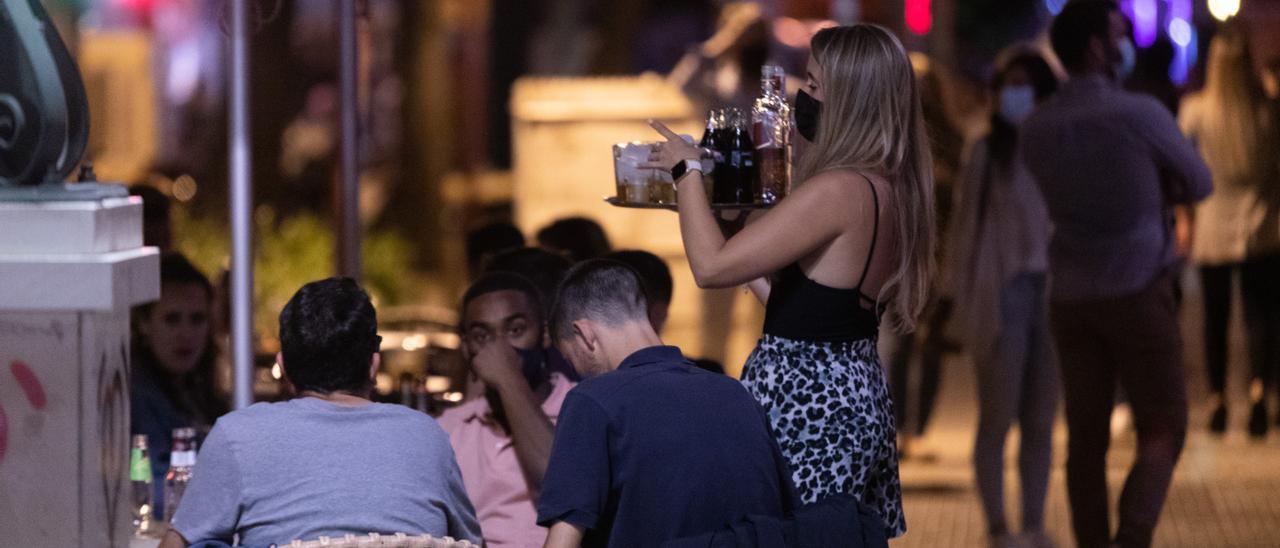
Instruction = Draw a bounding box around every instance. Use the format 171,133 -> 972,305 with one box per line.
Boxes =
949,47 -> 1060,548
1178,24 -> 1280,438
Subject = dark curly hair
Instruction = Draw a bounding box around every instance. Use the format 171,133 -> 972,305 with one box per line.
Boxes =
279,278 -> 381,394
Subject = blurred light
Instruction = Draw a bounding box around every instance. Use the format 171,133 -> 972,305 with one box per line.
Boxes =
812,20 -> 839,33
772,17 -> 838,49
172,174 -> 197,202
774,18 -> 810,48
442,391 -> 464,403
115,0 -> 156,13
375,373 -> 393,395
1170,24 -> 1198,85
1209,0 -> 1240,21
905,0 -> 932,35
1169,0 -> 1196,85
425,375 -> 451,394
165,42 -> 201,103
1168,18 -> 1192,47
1044,0 -> 1068,14
431,332 -> 461,350
401,333 -> 428,352
270,363 -> 282,380
1132,0 -> 1158,47
148,173 -> 173,191
909,52 -> 932,75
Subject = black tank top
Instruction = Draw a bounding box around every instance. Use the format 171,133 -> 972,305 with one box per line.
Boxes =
762,176 -> 882,343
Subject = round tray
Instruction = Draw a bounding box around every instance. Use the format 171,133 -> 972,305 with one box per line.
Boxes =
605,197 -> 774,211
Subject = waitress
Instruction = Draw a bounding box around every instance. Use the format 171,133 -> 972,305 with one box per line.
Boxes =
647,24 -> 934,538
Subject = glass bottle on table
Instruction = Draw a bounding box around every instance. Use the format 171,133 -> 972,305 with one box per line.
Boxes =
752,65 -> 791,203
164,427 -> 198,523
130,435 -> 154,536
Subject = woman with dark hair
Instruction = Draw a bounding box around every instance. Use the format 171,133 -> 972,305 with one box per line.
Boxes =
948,48 -> 1060,548
132,252 -> 229,516
649,24 -> 935,538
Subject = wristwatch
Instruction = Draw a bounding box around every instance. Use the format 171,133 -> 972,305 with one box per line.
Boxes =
670,159 -> 703,181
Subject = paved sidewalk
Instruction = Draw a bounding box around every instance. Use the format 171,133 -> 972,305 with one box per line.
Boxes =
889,350 -> 1280,548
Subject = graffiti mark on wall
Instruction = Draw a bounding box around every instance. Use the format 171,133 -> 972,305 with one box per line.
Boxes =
98,342 -> 129,548
0,318 -> 65,342
11,361 -> 47,410
0,360 -> 48,464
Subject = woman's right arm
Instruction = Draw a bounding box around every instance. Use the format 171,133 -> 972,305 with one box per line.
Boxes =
648,120 -> 850,289
720,210 -> 770,304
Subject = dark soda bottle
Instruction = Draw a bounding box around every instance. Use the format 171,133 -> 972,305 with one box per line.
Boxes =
699,110 -> 723,201
720,109 -> 756,204
699,109 -> 721,150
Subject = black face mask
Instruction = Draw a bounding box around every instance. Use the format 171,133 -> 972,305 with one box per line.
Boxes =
485,344 -> 548,432
513,345 -> 548,389
794,89 -> 822,142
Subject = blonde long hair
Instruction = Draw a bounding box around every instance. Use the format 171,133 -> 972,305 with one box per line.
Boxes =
1196,25 -> 1274,183
797,24 -> 935,333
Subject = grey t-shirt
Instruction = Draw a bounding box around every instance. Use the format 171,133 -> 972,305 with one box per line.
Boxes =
171,398 -> 482,546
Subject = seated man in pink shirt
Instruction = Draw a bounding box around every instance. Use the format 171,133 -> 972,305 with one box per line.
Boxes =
438,272 -> 575,547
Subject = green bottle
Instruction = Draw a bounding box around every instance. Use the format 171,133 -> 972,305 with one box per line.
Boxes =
130,435 -> 153,535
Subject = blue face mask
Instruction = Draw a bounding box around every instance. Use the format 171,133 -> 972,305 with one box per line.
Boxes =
998,85 -> 1036,124
1115,37 -> 1137,81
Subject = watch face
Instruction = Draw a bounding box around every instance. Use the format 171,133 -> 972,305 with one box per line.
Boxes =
671,161 -> 687,181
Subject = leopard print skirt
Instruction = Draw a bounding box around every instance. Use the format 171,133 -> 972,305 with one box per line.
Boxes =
741,333 -> 906,538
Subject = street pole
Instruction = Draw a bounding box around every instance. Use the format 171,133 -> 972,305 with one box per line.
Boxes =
229,0 -> 254,410
338,0 -> 361,280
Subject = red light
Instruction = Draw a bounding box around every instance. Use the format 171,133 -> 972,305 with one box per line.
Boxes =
906,0 -> 933,35
116,0 -> 157,14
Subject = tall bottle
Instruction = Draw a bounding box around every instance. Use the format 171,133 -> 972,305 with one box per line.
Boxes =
164,427 -> 198,522
699,109 -> 725,201
752,65 -> 791,203
130,435 -> 154,536
718,108 -> 756,204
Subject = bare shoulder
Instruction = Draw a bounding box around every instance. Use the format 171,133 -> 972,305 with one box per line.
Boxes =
795,169 -> 885,204
788,169 -> 887,224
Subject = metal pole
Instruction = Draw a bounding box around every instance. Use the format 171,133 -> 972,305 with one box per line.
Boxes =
229,0 -> 254,410
338,0 -> 361,280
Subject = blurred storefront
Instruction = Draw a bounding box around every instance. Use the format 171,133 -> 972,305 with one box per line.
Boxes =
45,0 -> 1271,379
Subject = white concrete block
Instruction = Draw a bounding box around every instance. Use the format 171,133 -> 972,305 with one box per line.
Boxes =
0,197 -> 144,255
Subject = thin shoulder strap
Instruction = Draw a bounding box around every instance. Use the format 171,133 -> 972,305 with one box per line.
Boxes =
855,174 -> 881,293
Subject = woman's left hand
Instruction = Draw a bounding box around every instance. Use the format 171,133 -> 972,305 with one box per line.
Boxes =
644,120 -> 702,171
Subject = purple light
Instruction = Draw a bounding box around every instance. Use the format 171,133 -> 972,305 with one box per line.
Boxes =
1044,0 -> 1067,15
1132,0 -> 1159,47
1167,0 -> 1195,85
1168,18 -> 1191,47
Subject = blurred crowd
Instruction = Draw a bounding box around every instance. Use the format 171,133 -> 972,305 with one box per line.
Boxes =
122,1 -> 1280,548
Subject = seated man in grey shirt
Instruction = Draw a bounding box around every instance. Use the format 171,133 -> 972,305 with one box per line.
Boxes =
160,278 -> 482,547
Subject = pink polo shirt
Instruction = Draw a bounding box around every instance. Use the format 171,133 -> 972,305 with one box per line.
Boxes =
437,373 -> 574,547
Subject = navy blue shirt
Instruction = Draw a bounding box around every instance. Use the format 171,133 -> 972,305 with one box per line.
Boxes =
537,346 -> 795,547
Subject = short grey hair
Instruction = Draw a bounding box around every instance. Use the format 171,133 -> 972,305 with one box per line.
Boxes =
550,259 -> 649,341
